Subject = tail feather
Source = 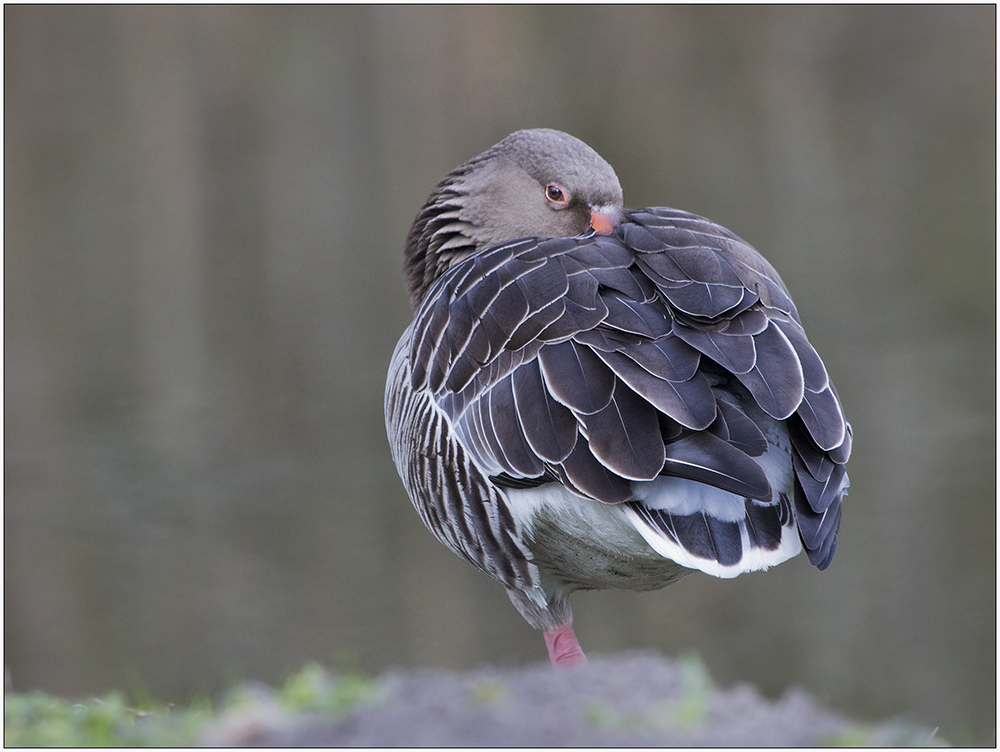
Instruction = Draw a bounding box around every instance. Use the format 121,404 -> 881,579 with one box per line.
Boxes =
624,481 -> 801,579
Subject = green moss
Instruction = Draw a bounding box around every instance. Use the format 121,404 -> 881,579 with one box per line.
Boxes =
470,680 -> 507,705
819,720 -> 949,747
4,663 -> 376,747
667,652 -> 712,727
583,652 -> 712,738
583,702 -> 644,734
4,690 -> 209,747
643,652 -> 712,732
275,662 -> 376,715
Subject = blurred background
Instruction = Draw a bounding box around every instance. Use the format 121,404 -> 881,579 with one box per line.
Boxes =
4,5 -> 995,744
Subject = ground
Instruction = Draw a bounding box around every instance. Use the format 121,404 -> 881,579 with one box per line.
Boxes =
199,652 -> 943,747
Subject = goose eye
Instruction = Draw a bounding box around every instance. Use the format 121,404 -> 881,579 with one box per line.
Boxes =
545,183 -> 568,206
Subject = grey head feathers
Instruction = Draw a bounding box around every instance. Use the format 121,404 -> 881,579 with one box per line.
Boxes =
404,129 -> 623,308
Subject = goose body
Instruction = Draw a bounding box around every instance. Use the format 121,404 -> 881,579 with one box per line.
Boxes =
385,129 -> 851,666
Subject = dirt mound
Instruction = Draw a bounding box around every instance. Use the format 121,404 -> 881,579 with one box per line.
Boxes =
201,652 -> 941,747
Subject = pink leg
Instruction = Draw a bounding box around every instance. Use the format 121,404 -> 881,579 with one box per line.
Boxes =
543,624 -> 587,667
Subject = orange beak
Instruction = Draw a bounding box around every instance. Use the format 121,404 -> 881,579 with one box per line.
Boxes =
589,207 -> 619,236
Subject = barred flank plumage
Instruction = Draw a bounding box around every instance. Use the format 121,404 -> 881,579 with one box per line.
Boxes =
386,334 -> 544,604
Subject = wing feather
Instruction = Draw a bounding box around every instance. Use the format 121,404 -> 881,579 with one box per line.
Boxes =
594,348 -> 717,429
486,374 -> 545,478
399,206 -> 850,576
673,320 -> 757,375
662,431 -> 772,501
559,434 -> 634,503
732,321 -> 805,420
581,379 -> 665,480
538,340 -> 615,414
510,360 -> 578,463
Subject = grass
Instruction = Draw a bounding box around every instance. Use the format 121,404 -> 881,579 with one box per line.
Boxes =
4,663 -> 376,747
4,690 -> 210,747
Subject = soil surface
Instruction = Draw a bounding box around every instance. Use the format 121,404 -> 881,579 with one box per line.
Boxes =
200,651 -> 941,747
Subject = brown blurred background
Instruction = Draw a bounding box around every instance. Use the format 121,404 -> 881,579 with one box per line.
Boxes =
4,5 -> 995,744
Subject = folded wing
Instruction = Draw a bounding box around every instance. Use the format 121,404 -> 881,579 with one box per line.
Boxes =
408,208 -> 850,573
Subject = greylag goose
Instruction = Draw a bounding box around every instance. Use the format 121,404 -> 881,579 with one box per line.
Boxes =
385,129 -> 851,667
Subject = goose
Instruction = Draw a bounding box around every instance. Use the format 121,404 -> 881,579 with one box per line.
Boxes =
385,129 -> 851,667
